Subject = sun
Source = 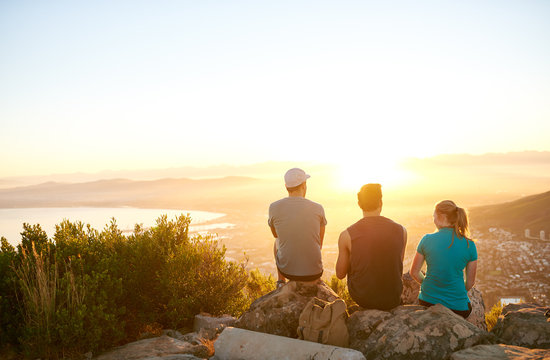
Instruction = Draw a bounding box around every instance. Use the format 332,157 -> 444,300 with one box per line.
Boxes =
336,156 -> 415,191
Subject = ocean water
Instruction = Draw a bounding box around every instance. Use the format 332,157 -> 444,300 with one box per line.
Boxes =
0,207 -> 232,246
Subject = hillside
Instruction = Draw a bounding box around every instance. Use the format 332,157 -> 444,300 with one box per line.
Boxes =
470,190 -> 550,236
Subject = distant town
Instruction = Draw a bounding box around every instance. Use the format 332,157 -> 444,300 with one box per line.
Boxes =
474,227 -> 550,308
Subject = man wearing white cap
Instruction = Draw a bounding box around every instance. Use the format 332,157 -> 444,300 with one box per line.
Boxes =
268,168 -> 327,287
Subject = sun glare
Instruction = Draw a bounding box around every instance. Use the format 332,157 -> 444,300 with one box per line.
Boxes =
336,157 -> 415,191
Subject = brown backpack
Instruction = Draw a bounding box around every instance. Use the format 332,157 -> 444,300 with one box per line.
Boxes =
297,297 -> 349,347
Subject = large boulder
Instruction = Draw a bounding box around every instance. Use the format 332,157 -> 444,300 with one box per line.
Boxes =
491,303 -> 550,349
234,280 -> 339,338
349,304 -> 495,360
450,344 -> 550,360
93,335 -> 210,360
347,308 -> 396,344
401,273 -> 486,331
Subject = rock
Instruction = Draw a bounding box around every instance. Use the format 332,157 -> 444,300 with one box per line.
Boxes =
401,274 -> 487,331
234,280 -> 339,338
491,303 -> 550,349
348,309 -> 393,344
161,330 -> 214,357
401,272 -> 420,305
466,287 -> 487,331
501,302 -> 544,315
162,329 -> 186,340
192,313 -> 236,340
140,356 -> 202,360
349,304 -> 495,360
450,344 -> 550,360
93,335 -> 212,360
214,327 -> 366,360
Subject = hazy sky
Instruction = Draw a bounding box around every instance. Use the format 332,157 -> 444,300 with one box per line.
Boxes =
1,0 -> 549,177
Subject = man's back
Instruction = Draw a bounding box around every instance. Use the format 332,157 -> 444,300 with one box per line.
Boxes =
347,216 -> 404,310
269,197 -> 326,278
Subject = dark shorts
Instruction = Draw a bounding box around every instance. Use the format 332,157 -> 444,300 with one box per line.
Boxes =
419,299 -> 472,319
278,268 -> 323,282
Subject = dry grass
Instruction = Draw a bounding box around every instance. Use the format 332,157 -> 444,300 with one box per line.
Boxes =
13,243 -> 85,359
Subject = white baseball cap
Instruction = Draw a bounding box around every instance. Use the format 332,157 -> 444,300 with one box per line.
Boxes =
284,168 -> 310,188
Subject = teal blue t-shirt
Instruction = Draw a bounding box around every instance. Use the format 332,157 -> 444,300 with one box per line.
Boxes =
417,227 -> 478,311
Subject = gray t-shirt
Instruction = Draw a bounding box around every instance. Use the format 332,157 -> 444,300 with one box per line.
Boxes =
268,197 -> 327,277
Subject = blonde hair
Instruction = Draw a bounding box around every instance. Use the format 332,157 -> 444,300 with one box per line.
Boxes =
435,200 -> 471,248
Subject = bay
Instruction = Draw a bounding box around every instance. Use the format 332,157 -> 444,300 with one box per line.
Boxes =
0,207 -> 232,246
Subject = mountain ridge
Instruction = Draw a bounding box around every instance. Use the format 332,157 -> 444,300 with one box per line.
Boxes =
470,190 -> 550,236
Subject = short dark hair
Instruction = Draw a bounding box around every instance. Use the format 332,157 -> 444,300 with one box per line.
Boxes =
358,183 -> 382,211
286,182 -> 304,193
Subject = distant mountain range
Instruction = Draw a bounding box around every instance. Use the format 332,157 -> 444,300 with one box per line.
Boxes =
470,190 -> 550,236
0,161 -> 334,189
1,151 -> 549,218
0,176 -> 275,212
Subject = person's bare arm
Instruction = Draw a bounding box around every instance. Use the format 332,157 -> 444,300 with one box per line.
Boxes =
465,260 -> 477,291
401,226 -> 408,263
319,224 -> 325,250
410,252 -> 425,284
335,230 -> 351,279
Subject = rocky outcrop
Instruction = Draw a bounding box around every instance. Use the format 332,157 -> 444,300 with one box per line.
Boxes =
234,280 -> 339,338
93,335 -> 211,360
401,272 -> 487,330
348,304 -> 495,360
491,303 -> 550,349
450,344 -> 550,360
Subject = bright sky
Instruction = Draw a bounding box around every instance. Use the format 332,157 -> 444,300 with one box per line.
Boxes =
1,0 -> 549,178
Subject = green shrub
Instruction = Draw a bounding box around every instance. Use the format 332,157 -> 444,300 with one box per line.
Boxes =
327,275 -> 356,309
2,213 -> 258,358
0,237 -> 20,347
246,268 -> 276,300
161,234 -> 250,328
485,301 -> 503,331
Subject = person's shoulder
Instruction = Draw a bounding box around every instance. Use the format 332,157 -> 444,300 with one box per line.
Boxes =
303,198 -> 325,210
421,230 -> 439,242
269,198 -> 288,210
380,216 -> 404,229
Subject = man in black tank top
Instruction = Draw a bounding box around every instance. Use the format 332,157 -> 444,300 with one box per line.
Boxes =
335,183 -> 407,311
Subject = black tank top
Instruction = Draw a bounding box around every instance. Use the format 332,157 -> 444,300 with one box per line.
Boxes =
347,216 -> 404,310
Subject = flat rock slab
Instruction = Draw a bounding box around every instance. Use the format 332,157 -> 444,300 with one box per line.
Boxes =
450,344 -> 550,360
214,327 -> 366,360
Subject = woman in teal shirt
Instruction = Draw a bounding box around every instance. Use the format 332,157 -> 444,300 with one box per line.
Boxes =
410,200 -> 478,318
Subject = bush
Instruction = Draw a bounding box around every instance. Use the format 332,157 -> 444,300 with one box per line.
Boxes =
327,275 -> 356,309
161,235 -> 250,328
246,268 -> 276,300
0,213 -> 271,359
0,237 -> 20,347
485,301 -> 503,331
